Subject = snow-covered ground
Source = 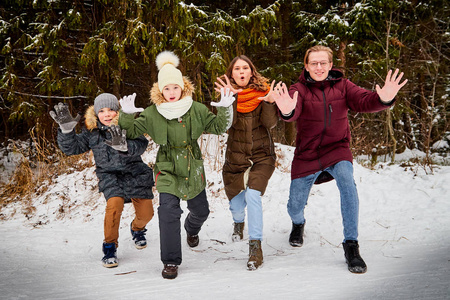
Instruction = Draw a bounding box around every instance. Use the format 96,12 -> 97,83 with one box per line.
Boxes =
0,135 -> 449,300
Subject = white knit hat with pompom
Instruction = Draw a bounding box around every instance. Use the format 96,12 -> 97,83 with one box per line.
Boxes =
156,51 -> 184,92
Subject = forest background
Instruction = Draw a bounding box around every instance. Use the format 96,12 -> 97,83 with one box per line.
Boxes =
0,0 -> 448,169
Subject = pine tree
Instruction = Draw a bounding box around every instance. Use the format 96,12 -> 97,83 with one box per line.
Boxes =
0,0 -> 280,142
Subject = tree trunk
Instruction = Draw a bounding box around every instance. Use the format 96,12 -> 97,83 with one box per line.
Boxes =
279,0 -> 297,145
337,41 -> 347,76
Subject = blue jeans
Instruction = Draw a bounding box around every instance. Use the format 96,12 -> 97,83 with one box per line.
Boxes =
287,160 -> 359,242
229,188 -> 263,240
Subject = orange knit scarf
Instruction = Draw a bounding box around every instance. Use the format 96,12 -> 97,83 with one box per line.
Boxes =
236,86 -> 270,113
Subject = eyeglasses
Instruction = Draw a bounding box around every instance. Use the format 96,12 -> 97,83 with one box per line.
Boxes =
308,61 -> 330,68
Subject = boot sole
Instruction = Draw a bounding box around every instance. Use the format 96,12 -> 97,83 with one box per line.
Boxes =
187,242 -> 199,248
135,243 -> 147,250
162,272 -> 178,279
289,241 -> 303,247
346,259 -> 367,273
348,265 -> 367,273
232,235 -> 242,242
102,262 -> 118,268
247,261 -> 263,271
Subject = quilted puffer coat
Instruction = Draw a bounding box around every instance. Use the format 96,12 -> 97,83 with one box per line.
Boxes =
222,99 -> 278,200
285,68 -> 395,182
57,106 -> 154,201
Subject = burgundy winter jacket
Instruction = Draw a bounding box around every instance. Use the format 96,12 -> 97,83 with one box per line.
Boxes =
284,68 -> 394,182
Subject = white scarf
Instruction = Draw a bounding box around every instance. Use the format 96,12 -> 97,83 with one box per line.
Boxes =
156,96 -> 193,120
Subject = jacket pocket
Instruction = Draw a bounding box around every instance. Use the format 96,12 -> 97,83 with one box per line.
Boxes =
188,158 -> 205,194
155,161 -> 175,189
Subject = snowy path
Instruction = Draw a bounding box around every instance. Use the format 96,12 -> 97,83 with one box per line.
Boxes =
1,141 -> 449,299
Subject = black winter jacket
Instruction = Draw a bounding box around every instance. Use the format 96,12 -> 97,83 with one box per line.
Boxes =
57,106 -> 154,202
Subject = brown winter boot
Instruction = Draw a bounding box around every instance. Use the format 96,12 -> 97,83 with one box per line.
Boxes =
247,240 -> 263,270
162,264 -> 178,279
232,222 -> 245,241
186,233 -> 199,248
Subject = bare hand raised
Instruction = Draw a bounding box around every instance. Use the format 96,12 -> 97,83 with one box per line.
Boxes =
376,69 -> 408,103
214,75 -> 243,95
272,82 -> 298,115
258,80 -> 276,103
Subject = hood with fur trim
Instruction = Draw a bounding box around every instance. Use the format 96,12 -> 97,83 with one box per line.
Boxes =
84,105 -> 119,130
150,76 -> 195,105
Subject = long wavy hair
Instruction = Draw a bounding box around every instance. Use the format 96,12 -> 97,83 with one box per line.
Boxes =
223,55 -> 268,92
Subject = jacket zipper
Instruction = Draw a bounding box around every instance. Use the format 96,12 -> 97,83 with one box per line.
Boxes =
328,104 -> 332,126
317,86 -> 327,170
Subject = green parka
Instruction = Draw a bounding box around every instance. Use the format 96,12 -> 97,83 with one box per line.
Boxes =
119,78 -> 231,200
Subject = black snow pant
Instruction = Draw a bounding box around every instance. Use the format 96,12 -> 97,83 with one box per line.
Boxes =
158,190 -> 210,265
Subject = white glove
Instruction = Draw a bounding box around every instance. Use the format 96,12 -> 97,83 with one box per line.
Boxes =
211,88 -> 235,107
119,93 -> 144,114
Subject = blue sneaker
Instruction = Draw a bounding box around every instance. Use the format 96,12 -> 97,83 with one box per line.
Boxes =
102,242 -> 118,268
130,223 -> 147,249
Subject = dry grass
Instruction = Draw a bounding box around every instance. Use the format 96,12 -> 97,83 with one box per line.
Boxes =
0,130 -> 93,218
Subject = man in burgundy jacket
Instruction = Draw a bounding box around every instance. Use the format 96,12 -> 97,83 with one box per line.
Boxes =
272,45 -> 407,273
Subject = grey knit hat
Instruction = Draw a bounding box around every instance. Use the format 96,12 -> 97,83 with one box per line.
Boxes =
94,93 -> 119,115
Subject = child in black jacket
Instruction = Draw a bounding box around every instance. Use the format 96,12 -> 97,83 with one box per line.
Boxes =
50,93 -> 154,268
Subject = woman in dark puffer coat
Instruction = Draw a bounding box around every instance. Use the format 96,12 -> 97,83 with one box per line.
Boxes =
51,93 -> 154,268
215,55 -> 278,271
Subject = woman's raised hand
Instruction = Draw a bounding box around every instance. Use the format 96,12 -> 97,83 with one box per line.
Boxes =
258,80 -> 276,103
214,75 -> 243,95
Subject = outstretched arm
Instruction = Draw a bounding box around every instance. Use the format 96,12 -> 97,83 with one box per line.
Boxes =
376,69 -> 408,103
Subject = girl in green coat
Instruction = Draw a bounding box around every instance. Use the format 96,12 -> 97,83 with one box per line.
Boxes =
119,51 -> 235,279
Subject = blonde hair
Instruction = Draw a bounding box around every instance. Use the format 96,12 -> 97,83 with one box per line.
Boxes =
304,45 -> 333,65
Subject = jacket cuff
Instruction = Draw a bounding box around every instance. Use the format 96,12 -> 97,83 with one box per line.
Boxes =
280,109 -> 295,120
378,96 -> 395,106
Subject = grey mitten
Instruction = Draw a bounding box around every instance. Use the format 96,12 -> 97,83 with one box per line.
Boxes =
49,102 -> 81,133
105,125 -> 128,152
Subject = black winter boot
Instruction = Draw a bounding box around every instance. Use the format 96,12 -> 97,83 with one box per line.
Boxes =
343,240 -> 367,274
289,222 -> 305,247
232,222 -> 245,241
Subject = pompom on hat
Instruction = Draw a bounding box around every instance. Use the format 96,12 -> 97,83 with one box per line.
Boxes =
156,51 -> 184,92
94,93 -> 119,115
